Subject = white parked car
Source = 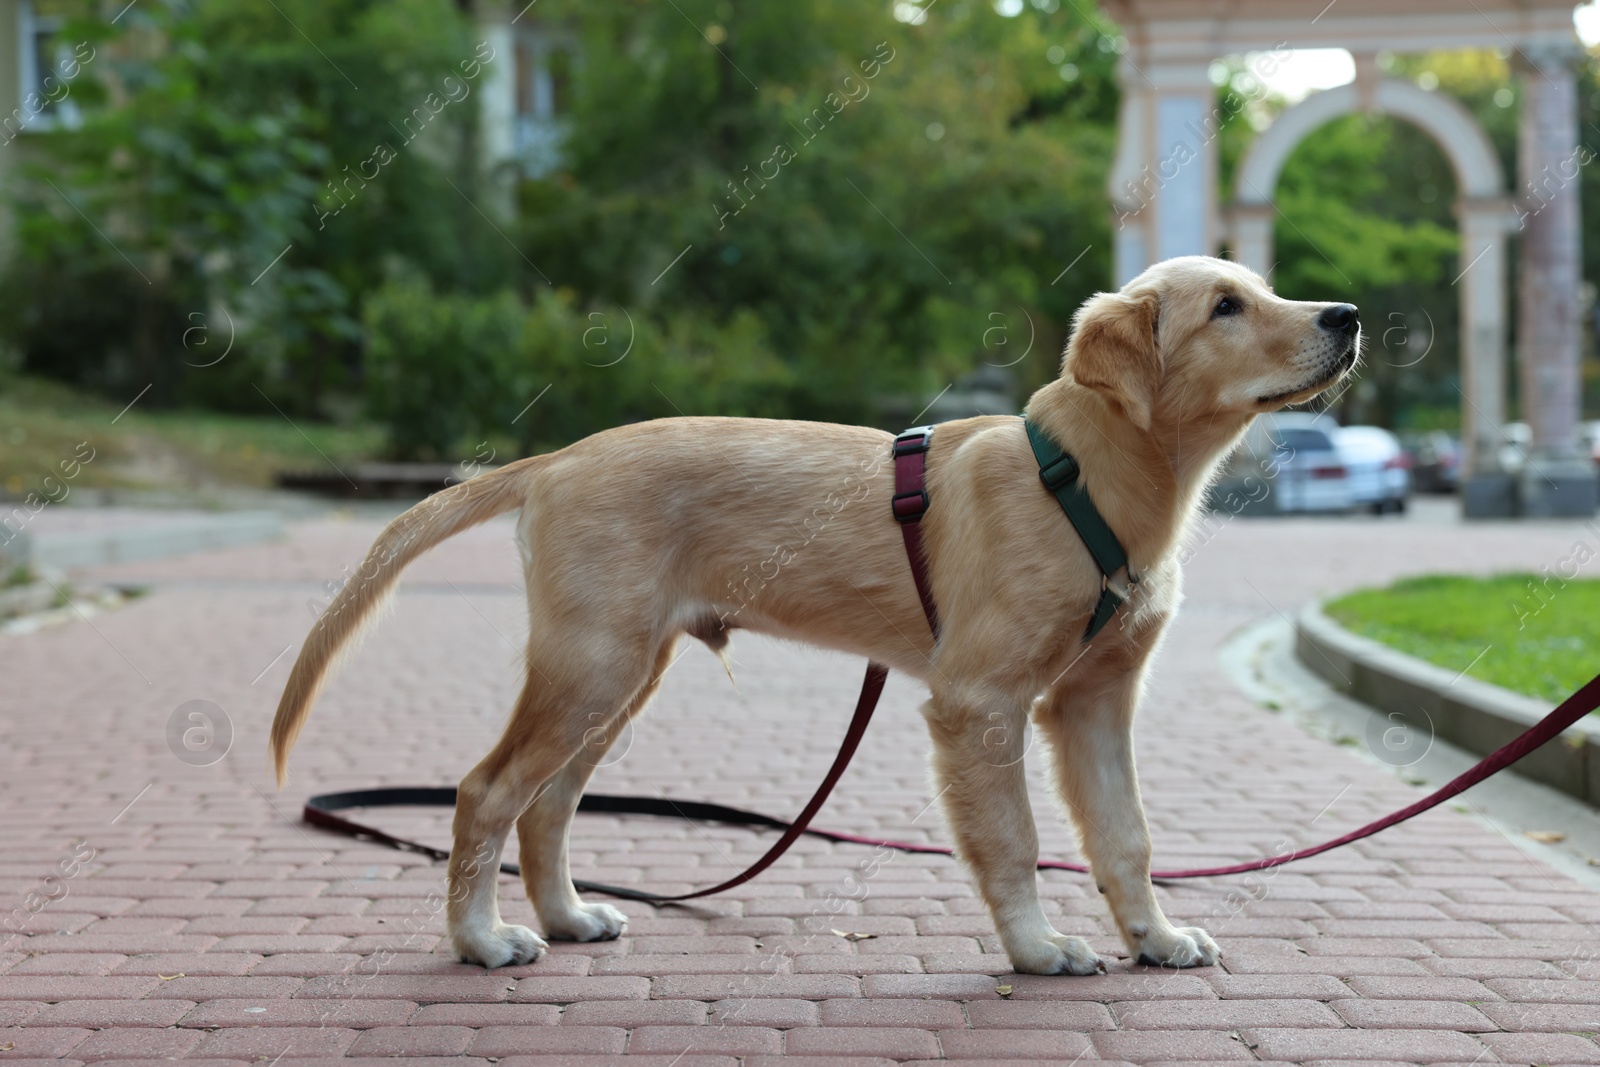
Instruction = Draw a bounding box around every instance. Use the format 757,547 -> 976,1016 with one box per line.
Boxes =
1498,421 -> 1532,474
1334,426 -> 1411,514
1233,412 -> 1353,513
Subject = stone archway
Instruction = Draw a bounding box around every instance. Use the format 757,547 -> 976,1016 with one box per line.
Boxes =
1228,73 -> 1516,512
1099,0 -> 1595,517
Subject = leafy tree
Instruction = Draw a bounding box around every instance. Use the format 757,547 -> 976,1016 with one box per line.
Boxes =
515,0 -> 1122,425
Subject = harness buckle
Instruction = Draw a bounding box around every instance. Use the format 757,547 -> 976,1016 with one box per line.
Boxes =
892,489 -> 930,523
893,425 -> 934,458
1037,452 -> 1080,492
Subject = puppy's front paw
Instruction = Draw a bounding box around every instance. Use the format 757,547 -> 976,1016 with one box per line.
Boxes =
1008,932 -> 1105,976
1133,924 -> 1219,969
454,922 -> 548,968
544,901 -> 628,942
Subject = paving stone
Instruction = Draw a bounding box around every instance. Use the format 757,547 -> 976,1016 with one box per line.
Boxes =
189,1028 -> 357,1060
32,1001 -> 194,1027
296,974 -> 515,1002
627,1025 -> 783,1056
1331,997 -> 1496,1030
0,1027 -> 91,1057
785,1026 -> 940,1059
1204,973 -> 1350,999
345,1026 -> 476,1057
561,1000 -> 707,1026
0,976 -> 160,1000
939,1028 -> 1095,1059
652,975 -> 857,1000
1113,997 -> 1342,1029
1476,1001 -> 1600,1031
818,998 -> 966,1028
1238,1027 -> 1491,1061
705,998 -> 820,1027
963,1000 -> 1115,1030
410,1003 -> 560,1026
146,976 -> 305,1000
1343,975 -> 1500,1001
179,999 -> 419,1028
1475,1031 -> 1600,1064
468,1026 -> 627,1056
511,976 -> 649,1002
1093,1029 -> 1253,1060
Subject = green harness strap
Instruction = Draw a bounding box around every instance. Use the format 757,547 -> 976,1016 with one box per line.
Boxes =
1023,418 -> 1132,642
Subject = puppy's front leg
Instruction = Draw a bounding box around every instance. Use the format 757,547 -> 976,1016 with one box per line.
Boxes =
923,687 -> 1103,976
1038,670 -> 1219,969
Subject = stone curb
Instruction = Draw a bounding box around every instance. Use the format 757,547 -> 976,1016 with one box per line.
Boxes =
1295,601 -> 1600,805
6,510 -> 284,570
0,578 -> 56,617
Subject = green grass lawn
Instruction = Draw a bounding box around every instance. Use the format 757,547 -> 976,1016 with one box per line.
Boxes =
1324,574 -> 1600,703
0,376 -> 385,493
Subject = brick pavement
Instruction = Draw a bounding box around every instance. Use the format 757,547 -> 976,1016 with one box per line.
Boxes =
2,501 -> 1599,1063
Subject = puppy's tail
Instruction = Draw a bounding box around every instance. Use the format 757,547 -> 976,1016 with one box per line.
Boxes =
269,456 -> 544,787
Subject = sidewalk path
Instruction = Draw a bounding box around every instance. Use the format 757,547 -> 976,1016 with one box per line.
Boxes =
2,500 -> 1599,1065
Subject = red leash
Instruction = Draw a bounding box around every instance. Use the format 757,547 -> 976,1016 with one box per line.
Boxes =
807,669 -> 1600,879
302,427 -> 1600,895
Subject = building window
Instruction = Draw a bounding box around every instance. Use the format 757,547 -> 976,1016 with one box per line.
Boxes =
16,1 -> 82,134
511,25 -> 573,176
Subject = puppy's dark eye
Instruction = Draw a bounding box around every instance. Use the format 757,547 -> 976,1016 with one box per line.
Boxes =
1213,296 -> 1242,318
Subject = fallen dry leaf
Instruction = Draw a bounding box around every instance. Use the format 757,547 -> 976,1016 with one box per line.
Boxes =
0,1042 -> 14,1051
1524,830 -> 1567,844
157,973 -> 185,980
995,984 -> 1013,997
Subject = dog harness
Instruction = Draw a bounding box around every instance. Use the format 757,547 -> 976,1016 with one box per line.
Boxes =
1023,420 -> 1137,640
892,418 -> 1134,642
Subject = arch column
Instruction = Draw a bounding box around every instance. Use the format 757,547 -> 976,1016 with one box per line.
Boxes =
1107,51 -> 1220,284
1514,42 -> 1596,516
1109,57 -> 1153,286
1457,197 -> 1518,517
1229,203 -> 1275,280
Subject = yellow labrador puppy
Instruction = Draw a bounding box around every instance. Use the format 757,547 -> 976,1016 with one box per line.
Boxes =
271,255 -> 1359,976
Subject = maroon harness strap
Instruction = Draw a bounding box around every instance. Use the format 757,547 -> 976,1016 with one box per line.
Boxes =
891,425 -> 941,636
299,425 -> 1600,896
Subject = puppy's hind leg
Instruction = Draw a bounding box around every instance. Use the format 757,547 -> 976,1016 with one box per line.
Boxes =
515,639 -> 678,943
448,640 -> 656,969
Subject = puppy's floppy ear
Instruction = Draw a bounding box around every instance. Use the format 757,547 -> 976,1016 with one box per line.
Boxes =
1063,287 -> 1161,431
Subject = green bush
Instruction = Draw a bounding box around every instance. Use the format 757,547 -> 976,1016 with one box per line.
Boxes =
362,279 -> 794,459
362,277 -> 523,460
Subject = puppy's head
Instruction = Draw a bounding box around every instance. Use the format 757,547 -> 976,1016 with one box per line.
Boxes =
1063,256 -> 1360,430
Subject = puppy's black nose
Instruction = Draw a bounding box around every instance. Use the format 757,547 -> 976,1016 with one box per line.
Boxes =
1319,303 -> 1358,332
